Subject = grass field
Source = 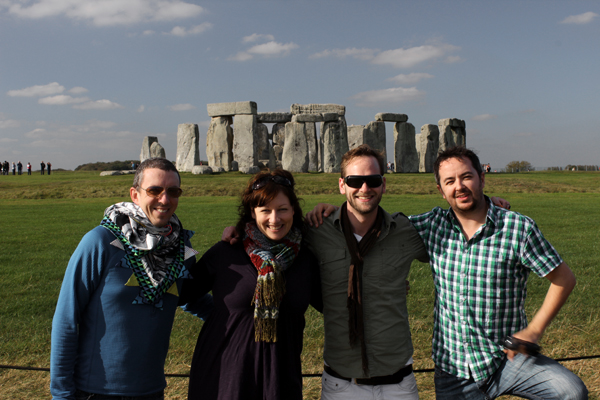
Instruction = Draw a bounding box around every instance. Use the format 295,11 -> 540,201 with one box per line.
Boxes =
1,170 -> 599,399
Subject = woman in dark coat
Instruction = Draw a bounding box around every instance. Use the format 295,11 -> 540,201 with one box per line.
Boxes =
183,169 -> 322,400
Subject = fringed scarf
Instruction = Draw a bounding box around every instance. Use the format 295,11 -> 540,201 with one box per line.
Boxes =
243,222 -> 302,342
101,202 -> 191,309
340,202 -> 384,376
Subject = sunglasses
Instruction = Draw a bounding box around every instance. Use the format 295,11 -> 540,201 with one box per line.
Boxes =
343,175 -> 384,189
252,175 -> 293,190
139,186 -> 183,198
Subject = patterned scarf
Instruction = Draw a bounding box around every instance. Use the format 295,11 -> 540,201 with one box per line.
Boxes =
340,202 -> 384,376
243,222 -> 302,342
101,202 -> 191,308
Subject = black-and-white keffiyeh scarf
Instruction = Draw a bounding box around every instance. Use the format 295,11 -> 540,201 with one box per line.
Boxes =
100,202 -> 192,308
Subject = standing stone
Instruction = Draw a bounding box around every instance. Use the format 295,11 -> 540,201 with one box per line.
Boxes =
394,122 -> 419,173
347,122 -> 386,161
150,142 -> 166,159
140,136 -> 158,163
347,125 -> 365,151
256,123 -> 271,160
438,118 -> 466,152
271,123 -> 286,161
305,122 -> 319,172
282,121 -> 309,173
233,114 -> 258,169
206,116 -> 234,171
320,117 -> 349,173
176,124 -> 200,172
419,124 -> 439,173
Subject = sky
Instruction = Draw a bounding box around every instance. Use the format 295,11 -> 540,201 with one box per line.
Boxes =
1,0 -> 599,171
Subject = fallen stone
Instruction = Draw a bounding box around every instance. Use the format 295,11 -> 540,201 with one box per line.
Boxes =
207,101 -> 257,117
176,124 -> 200,172
100,171 -> 124,176
257,112 -> 292,123
291,103 -> 345,116
231,160 -> 239,171
192,165 -> 213,175
240,166 -> 261,174
375,113 -> 408,122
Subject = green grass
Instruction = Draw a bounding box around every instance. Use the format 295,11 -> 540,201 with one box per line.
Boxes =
1,171 -> 599,399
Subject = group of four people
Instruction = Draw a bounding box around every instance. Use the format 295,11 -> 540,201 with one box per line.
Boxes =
50,146 -> 587,399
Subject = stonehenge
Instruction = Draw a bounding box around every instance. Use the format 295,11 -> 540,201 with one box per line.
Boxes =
168,100 -> 466,174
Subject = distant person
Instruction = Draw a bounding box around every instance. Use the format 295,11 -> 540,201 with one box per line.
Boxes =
27,162 -> 31,175
41,161 -> 46,175
185,169 -> 322,400
12,162 -> 16,175
2,161 -> 7,175
132,161 -> 137,170
50,158 -> 213,400
48,162 -> 52,175
17,161 -> 22,175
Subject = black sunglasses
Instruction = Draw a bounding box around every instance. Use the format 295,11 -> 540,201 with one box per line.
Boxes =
140,186 -> 183,198
343,175 -> 384,189
252,175 -> 293,190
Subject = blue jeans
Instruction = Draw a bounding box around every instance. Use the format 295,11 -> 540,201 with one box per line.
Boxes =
74,390 -> 164,400
434,354 -> 588,400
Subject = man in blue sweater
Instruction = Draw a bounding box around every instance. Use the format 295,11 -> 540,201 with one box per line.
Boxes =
50,158 -> 212,400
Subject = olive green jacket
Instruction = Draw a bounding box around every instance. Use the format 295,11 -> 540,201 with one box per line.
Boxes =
306,204 -> 428,378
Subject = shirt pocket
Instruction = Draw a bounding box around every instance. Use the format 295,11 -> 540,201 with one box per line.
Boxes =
319,249 -> 348,293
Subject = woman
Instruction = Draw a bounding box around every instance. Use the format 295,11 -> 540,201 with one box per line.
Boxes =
183,169 -> 322,400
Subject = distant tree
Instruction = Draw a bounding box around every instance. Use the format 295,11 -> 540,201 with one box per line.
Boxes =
505,160 -> 532,172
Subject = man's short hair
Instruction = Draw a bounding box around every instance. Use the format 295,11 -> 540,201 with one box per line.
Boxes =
132,158 -> 180,188
434,147 -> 483,185
340,144 -> 385,177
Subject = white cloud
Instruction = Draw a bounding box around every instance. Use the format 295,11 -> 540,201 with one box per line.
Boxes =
167,103 -> 195,111
247,41 -> 298,56
351,87 -> 425,107
560,11 -> 599,25
38,95 -> 90,105
388,73 -> 434,85
68,86 -> 89,94
73,99 -> 123,110
7,82 -> 65,97
229,40 -> 298,61
0,119 -> 21,129
371,44 -> 460,68
472,114 -> 497,121
137,105 -> 145,112
309,47 -> 378,60
243,33 -> 274,43
166,22 -> 212,36
8,0 -> 205,26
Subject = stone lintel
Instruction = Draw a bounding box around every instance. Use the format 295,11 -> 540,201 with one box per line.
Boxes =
290,103 -> 345,116
207,101 -> 257,117
293,114 -> 323,123
257,112 -> 292,123
375,113 -> 408,122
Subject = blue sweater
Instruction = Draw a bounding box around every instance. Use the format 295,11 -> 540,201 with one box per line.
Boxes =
50,226 -> 207,399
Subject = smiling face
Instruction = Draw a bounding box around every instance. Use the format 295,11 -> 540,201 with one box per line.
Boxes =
251,191 -> 295,242
339,155 -> 386,216
130,168 -> 180,228
436,156 -> 486,214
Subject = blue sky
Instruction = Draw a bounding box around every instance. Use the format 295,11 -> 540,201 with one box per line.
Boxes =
1,0 -> 599,171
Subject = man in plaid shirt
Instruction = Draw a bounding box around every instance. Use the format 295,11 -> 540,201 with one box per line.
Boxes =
308,147 -> 587,399
410,146 -> 587,399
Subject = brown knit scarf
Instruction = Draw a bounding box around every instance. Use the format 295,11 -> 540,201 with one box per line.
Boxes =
340,202 -> 384,377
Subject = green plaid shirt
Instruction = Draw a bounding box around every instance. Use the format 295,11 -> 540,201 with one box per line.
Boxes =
409,197 -> 562,381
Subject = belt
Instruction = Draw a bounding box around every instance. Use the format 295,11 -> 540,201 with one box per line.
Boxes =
323,364 -> 413,386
